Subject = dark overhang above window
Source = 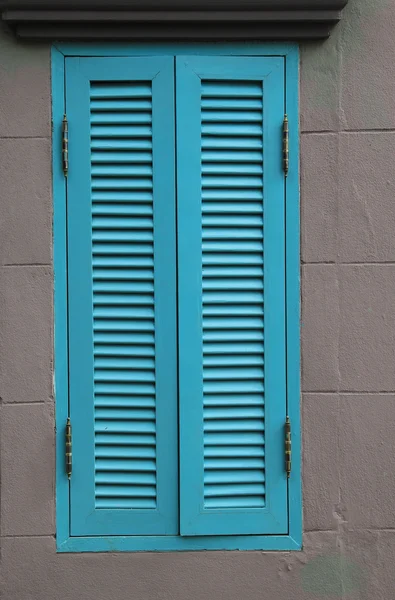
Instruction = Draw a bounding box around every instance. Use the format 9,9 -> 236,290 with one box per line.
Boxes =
0,0 -> 349,40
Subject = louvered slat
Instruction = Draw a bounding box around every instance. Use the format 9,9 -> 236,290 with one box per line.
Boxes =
201,80 -> 265,510
90,81 -> 157,510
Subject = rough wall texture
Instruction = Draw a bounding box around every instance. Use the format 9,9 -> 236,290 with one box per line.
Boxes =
1,0 -> 395,598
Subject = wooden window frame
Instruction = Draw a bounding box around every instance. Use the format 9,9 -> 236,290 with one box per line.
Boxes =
53,42 -> 301,553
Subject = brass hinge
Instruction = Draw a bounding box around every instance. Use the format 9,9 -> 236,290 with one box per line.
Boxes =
65,417 -> 72,479
285,416 -> 291,478
283,115 -> 289,177
62,114 -> 69,176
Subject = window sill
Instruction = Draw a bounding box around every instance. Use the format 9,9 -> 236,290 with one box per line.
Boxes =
57,534 -> 302,553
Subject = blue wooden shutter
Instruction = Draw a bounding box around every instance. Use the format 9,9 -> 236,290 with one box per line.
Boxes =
176,56 -> 288,536
66,57 -> 178,536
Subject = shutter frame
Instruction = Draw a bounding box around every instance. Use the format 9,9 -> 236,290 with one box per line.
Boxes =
176,56 -> 288,537
66,56 -> 178,536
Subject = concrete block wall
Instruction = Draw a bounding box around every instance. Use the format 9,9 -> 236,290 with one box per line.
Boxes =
1,0 -> 395,598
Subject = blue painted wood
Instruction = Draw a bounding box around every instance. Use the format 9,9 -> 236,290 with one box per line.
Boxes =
284,46 -> 302,550
55,42 -> 297,57
54,43 -> 301,552
65,56 -> 178,536
177,56 -> 288,536
52,45 -> 70,549
58,532 -> 300,553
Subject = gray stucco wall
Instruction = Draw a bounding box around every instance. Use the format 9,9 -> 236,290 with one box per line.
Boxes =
1,0 -> 395,597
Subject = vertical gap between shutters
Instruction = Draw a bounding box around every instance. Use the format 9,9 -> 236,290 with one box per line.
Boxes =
174,57 -> 181,536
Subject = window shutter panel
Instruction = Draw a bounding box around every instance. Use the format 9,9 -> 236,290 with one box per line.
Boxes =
176,56 -> 288,536
66,57 -> 178,536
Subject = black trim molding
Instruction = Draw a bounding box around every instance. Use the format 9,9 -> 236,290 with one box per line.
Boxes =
0,1 -> 349,40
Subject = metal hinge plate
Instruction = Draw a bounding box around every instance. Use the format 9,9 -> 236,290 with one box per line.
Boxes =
285,416 -> 291,478
283,115 -> 289,177
62,114 -> 68,176
65,417 -> 72,479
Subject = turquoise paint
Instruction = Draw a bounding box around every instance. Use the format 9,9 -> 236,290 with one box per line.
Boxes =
52,46 -> 70,548
177,56 -> 287,536
65,56 -> 178,536
58,533 -> 300,553
284,47 -> 302,549
55,42 -> 298,57
53,43 -> 301,553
